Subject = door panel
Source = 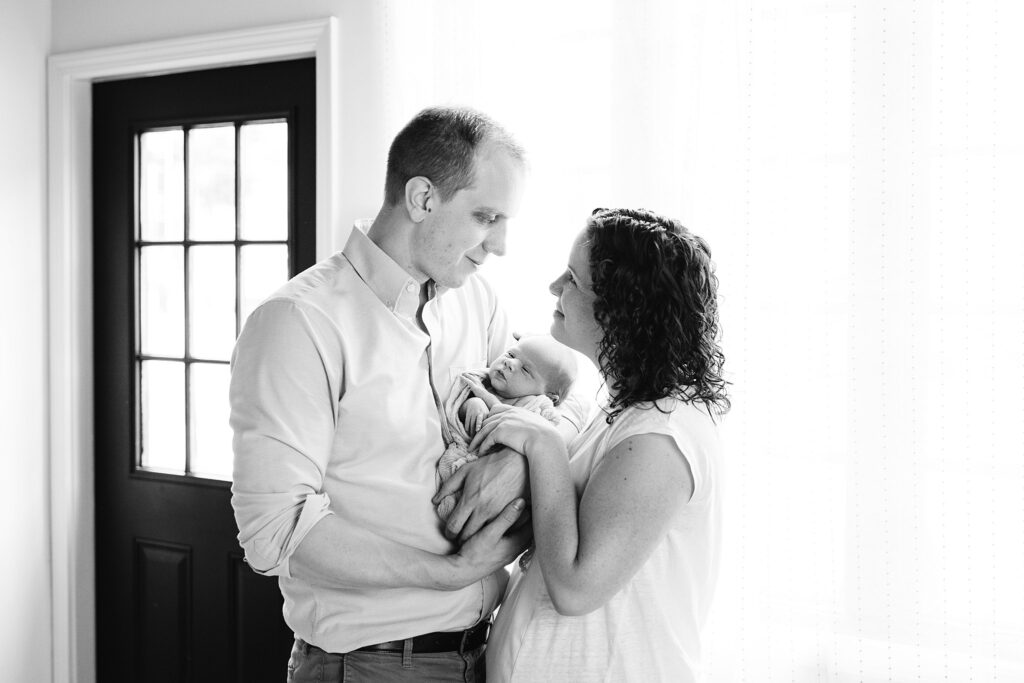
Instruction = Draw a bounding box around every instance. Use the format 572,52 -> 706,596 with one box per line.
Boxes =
93,59 -> 316,683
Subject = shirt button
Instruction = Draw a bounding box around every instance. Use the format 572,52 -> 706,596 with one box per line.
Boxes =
406,283 -> 417,294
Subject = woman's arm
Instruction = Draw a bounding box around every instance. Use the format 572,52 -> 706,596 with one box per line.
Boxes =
471,408 -> 694,616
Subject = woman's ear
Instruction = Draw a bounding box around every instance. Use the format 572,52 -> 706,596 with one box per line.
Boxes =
405,176 -> 433,222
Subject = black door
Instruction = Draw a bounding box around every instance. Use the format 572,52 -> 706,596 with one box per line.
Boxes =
93,59 -> 316,683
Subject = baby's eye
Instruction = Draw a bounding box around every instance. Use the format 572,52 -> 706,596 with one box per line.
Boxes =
476,213 -> 499,225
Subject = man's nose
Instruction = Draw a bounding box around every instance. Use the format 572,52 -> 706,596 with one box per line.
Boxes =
482,223 -> 507,256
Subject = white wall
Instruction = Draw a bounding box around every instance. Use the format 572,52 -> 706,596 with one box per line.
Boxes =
51,0 -> 395,247
0,0 -> 52,681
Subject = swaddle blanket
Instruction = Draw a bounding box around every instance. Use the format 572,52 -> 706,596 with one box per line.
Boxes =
435,370 -> 559,519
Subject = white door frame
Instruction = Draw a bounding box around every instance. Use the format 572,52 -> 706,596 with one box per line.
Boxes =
47,19 -> 339,683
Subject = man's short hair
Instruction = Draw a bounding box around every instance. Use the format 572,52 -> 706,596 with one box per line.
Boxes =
384,106 -> 524,206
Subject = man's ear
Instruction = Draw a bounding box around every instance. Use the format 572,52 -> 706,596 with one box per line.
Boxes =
405,176 -> 433,222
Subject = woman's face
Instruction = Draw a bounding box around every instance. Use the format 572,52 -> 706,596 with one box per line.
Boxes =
549,229 -> 602,365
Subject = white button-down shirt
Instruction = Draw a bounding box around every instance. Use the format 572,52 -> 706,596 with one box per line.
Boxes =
230,223 -> 514,652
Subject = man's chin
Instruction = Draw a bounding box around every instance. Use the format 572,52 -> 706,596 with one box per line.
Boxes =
434,270 -> 472,289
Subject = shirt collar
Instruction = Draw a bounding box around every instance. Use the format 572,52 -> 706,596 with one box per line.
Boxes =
343,221 -> 426,319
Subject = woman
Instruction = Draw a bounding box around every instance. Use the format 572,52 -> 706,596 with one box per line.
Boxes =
475,208 -> 729,681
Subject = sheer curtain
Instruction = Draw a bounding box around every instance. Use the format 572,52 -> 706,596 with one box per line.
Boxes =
362,0 -> 1024,679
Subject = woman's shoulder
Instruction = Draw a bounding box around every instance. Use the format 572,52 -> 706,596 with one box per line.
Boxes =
609,397 -> 719,436
603,399 -> 722,499
599,398 -> 721,462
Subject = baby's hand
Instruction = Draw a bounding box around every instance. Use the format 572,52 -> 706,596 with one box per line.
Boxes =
463,374 -> 489,398
462,397 -> 489,436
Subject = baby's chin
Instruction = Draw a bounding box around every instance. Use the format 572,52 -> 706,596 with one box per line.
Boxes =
487,372 -> 514,398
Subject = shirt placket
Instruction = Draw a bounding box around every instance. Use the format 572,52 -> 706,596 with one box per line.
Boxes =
420,287 -> 494,621
418,285 -> 455,446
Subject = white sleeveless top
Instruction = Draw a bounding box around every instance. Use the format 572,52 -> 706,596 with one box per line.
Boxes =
486,398 -> 723,682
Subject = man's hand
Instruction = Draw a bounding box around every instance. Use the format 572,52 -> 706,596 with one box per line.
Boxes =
432,446 -> 529,543
448,498 -> 532,587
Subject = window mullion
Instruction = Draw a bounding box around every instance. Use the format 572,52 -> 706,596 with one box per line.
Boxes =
235,121 -> 242,339
183,125 -> 192,477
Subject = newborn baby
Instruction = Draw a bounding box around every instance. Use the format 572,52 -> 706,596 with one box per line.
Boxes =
435,335 -> 577,519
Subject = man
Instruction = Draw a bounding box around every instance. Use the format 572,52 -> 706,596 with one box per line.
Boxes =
230,107 -> 577,681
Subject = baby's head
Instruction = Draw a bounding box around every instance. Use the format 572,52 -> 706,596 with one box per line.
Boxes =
487,335 -> 577,405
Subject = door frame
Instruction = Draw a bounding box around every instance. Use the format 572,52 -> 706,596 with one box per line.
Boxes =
47,19 -> 339,683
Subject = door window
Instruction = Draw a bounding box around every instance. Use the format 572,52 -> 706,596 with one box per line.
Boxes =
136,121 -> 290,481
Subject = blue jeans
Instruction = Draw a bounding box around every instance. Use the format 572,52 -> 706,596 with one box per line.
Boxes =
286,638 -> 487,682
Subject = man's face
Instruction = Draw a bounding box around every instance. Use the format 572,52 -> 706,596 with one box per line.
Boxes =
410,143 -> 525,288
486,339 -> 557,399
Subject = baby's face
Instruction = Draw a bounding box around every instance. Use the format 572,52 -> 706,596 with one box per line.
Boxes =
487,342 -> 556,399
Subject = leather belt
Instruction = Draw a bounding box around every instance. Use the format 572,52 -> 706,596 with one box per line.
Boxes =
354,619 -> 490,654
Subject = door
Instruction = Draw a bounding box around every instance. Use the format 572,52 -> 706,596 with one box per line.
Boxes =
93,59 -> 316,682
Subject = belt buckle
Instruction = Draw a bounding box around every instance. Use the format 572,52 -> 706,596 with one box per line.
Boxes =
461,619 -> 489,652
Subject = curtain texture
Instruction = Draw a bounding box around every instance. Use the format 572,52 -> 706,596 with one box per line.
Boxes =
364,1 -> 1024,679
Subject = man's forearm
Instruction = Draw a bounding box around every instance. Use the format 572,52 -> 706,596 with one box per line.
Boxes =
289,515 -> 461,591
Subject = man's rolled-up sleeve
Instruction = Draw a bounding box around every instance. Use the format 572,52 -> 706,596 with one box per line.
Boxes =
229,299 -> 341,579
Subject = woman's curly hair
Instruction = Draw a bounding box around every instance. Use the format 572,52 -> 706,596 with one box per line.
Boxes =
586,208 -> 730,422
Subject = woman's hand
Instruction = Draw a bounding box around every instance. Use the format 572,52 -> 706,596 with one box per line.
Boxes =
468,404 -> 563,458
445,498 -> 532,588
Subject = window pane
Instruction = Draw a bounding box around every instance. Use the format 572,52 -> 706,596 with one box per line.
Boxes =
140,360 -> 185,473
239,244 -> 288,326
140,245 -> 184,357
239,121 -> 288,240
140,129 -> 184,241
189,362 -> 232,480
188,125 -> 235,241
189,245 -> 236,361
